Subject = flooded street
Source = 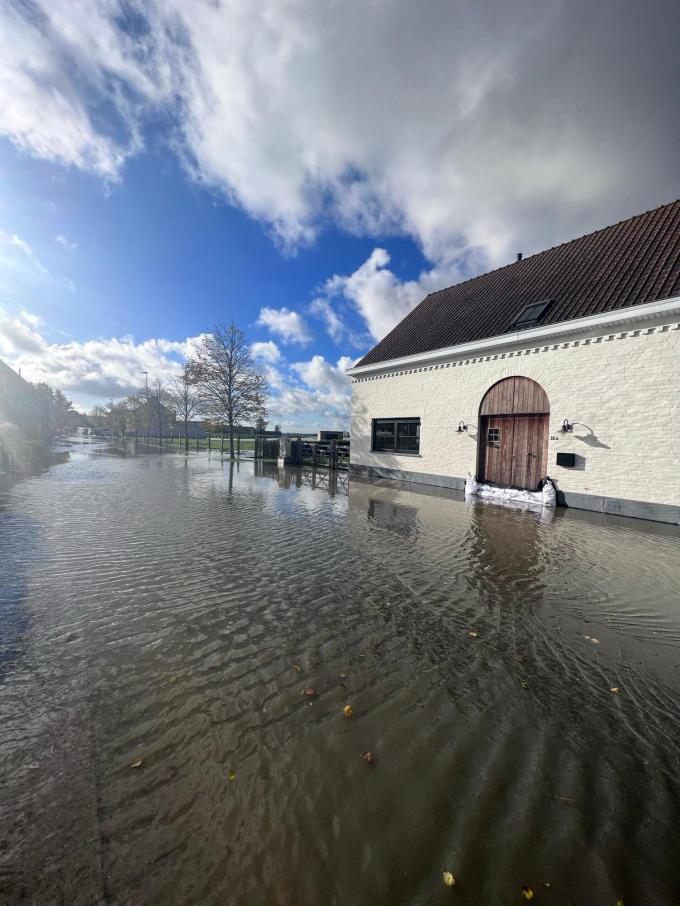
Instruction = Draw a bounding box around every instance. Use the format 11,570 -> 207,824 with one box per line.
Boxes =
1,439 -> 679,906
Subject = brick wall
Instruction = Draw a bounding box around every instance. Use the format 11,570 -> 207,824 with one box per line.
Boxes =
350,315 -> 680,507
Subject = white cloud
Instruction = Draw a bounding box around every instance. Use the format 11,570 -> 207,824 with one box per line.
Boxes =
251,340 -> 281,363
9,233 -> 48,275
55,234 -> 78,251
0,1 -> 676,265
0,311 -> 198,409
291,354 -> 353,395
319,248 -> 465,342
257,306 -> 311,344
19,309 -> 44,328
309,296 -> 344,342
260,354 -> 352,432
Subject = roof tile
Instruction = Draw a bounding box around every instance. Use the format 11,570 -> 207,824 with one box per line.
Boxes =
357,200 -> 680,366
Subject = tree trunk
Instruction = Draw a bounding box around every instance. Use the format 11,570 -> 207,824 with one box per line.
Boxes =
228,420 -> 235,458
184,421 -> 188,453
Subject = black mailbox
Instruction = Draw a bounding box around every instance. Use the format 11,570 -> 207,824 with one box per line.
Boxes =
556,452 -> 576,467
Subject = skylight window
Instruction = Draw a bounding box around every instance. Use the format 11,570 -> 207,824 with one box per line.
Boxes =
509,299 -> 552,331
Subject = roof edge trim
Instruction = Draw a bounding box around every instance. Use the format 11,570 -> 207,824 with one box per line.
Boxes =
346,296 -> 680,376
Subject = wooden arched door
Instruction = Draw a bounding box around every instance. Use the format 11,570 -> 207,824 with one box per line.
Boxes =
478,377 -> 549,491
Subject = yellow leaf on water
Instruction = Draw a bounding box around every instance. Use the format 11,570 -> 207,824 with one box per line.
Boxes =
521,887 -> 534,900
343,704 -> 354,717
228,770 -> 237,781
610,686 -> 620,693
129,759 -> 144,769
442,871 -> 456,887
292,664 -> 302,672
468,631 -> 478,638
615,900 -> 624,906
591,638 -> 600,644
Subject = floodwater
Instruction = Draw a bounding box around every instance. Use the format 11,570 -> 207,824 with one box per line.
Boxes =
1,439 -> 679,906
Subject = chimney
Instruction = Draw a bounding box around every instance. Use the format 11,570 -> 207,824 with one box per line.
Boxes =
516,252 -> 523,262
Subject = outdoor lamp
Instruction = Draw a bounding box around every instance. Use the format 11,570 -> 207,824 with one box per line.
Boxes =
561,418 -> 574,433
457,421 -> 468,432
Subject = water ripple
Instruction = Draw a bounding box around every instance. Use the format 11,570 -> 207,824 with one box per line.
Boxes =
0,442 -> 679,905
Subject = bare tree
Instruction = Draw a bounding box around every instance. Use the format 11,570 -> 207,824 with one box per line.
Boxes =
148,379 -> 174,441
195,323 -> 267,457
168,361 -> 202,452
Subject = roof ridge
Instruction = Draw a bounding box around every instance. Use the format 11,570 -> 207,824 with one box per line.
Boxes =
424,198 -> 680,299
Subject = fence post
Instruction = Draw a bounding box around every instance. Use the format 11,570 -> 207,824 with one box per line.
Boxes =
208,434 -> 211,452
196,435 -> 199,450
330,439 -> 337,471
237,433 -> 241,457
221,434 -> 224,455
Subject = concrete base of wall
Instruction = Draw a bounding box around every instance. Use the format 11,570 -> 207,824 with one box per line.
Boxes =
349,463 -> 680,525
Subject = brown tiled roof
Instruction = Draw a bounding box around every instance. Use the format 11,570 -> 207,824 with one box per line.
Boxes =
357,200 -> 680,366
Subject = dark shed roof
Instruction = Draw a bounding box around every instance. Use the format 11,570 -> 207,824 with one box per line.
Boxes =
357,200 -> 680,367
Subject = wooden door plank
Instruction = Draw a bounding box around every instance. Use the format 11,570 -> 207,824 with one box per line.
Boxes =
499,416 -> 514,486
511,415 -> 529,488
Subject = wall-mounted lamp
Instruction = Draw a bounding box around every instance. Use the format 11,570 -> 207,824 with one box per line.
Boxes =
457,421 -> 468,433
561,418 -> 574,433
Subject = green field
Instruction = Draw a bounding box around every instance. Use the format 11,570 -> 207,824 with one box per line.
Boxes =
161,436 -> 256,452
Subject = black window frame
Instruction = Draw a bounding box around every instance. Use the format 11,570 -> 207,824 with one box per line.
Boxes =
508,299 -> 552,331
371,417 -> 420,455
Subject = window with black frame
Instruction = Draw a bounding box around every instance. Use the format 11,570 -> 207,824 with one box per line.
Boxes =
371,417 -> 420,454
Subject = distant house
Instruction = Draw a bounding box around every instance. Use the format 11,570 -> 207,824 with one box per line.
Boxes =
348,201 -> 680,524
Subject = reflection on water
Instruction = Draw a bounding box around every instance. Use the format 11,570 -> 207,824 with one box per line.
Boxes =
1,440 -> 679,906
254,459 -> 349,497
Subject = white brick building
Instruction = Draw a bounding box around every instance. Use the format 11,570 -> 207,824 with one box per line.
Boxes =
348,202 -> 680,524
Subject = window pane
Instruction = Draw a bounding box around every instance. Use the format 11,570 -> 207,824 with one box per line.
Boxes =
516,303 -> 545,322
373,420 -> 395,451
396,420 -> 420,453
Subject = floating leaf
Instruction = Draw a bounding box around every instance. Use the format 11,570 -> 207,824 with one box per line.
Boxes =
292,664 -> 302,672
361,751 -> 374,764
521,887 -> 534,900
615,900 -> 624,906
468,631 -> 478,638
303,688 -> 317,697
339,672 -> 347,678
129,758 -> 144,769
343,704 -> 354,717
228,770 -> 237,782
591,638 -> 600,644
442,871 -> 456,887
610,686 -> 620,694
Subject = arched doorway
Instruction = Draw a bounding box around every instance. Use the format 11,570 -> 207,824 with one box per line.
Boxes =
477,376 -> 549,491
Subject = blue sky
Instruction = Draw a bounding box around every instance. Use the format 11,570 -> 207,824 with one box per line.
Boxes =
0,0 -> 677,429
